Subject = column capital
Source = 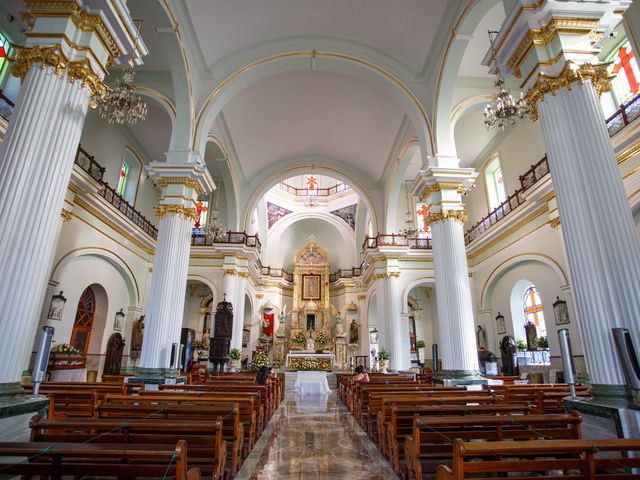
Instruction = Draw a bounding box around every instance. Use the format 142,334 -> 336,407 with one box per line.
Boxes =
147,162 -> 215,199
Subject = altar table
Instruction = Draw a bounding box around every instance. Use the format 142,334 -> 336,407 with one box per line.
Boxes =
286,351 -> 335,371
295,371 -> 330,395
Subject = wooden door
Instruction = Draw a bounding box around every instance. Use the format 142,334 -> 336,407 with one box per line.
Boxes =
70,287 -> 96,358
103,332 -> 125,376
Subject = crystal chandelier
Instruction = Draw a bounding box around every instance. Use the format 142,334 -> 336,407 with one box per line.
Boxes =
484,31 -> 530,130
204,189 -> 227,242
98,61 -> 147,125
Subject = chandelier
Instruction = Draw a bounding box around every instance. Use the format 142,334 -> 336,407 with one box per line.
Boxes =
484,31 -> 530,130
204,209 -> 228,242
98,61 -> 147,125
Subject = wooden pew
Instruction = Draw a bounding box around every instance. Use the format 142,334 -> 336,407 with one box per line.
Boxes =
404,412 -> 582,480
29,416 -> 227,479
437,438 -> 640,480
382,403 -> 533,474
0,440 -> 202,480
534,389 -> 590,413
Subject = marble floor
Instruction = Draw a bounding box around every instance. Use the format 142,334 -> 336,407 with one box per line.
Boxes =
235,390 -> 401,479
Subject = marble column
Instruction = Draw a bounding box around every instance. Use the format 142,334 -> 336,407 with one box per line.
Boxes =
221,261 -> 249,352
492,0 -> 637,397
411,159 -> 481,381
138,164 -> 214,375
0,7 -> 145,385
375,272 -> 410,371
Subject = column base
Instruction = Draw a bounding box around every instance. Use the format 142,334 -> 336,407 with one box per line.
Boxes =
0,382 -> 49,442
435,369 -> 488,387
127,367 -> 186,391
564,385 -> 640,439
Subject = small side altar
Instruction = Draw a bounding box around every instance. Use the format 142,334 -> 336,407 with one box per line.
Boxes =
286,351 -> 335,371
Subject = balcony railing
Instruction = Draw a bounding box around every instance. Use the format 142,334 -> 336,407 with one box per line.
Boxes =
0,89 -> 14,122
278,181 -> 350,196
191,231 -> 261,251
74,145 -> 158,239
329,266 -> 363,283
363,233 -> 432,251
464,155 -> 549,244
606,92 -> 640,137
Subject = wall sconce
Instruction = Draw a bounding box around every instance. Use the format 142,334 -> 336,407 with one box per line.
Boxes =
496,311 -> 506,335
47,291 -> 67,321
113,308 -> 125,331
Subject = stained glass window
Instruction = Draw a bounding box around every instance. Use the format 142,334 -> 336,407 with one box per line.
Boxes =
609,40 -> 640,105
0,32 -> 13,87
523,285 -> 546,337
485,155 -> 506,211
415,203 -> 431,238
117,163 -> 128,197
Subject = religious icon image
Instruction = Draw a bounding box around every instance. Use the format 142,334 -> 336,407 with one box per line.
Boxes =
553,296 -> 570,325
47,291 -> 67,321
496,312 -> 506,335
302,274 -> 321,300
349,319 -> 359,345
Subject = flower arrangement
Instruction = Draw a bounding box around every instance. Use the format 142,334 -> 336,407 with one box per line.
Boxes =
250,351 -> 269,371
298,358 -> 321,371
415,339 -> 426,349
535,336 -> 549,350
379,348 -> 391,361
51,343 -> 80,356
292,331 -> 307,344
516,338 -> 527,351
316,331 -> 330,348
192,340 -> 205,351
229,348 -> 242,360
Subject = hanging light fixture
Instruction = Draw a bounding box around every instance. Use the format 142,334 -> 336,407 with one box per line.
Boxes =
205,188 -> 228,242
304,165 -> 319,208
98,21 -> 147,125
484,30 -> 530,130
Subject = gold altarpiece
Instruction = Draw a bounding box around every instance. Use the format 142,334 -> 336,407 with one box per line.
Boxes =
274,236 -> 347,369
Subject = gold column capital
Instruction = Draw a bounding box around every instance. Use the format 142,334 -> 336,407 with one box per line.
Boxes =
155,177 -> 205,197
154,204 -> 198,222
525,61 -> 613,121
10,44 -> 106,103
427,210 -> 468,225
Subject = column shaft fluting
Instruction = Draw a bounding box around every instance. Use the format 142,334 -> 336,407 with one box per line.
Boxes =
538,80 -> 640,387
0,66 -> 90,383
139,213 -> 194,370
431,218 -> 480,375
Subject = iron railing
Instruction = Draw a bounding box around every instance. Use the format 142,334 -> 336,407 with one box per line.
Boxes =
606,92 -> 640,137
74,145 -> 158,239
191,231 -> 261,250
0,89 -> 14,122
362,233 -> 432,251
278,181 -> 350,196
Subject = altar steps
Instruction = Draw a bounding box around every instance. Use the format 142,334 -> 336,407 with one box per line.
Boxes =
283,372 -> 337,393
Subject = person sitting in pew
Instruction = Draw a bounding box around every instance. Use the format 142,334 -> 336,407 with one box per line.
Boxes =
353,365 -> 370,383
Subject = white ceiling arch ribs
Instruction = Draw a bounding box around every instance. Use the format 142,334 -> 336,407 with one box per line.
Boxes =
432,0 -> 503,156
204,135 -> 239,230
241,156 -> 381,236
190,51 -> 435,161
384,139 -> 421,233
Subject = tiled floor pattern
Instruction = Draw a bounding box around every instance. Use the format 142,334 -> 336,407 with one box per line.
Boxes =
235,391 -> 401,479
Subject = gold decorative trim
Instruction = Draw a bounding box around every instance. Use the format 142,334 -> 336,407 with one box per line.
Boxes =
618,142 -> 640,165
255,293 -> 264,299
427,210 -> 468,224
155,204 -> 198,222
550,217 -> 561,229
223,269 -> 237,276
156,177 -> 204,196
507,18 -> 599,77
60,209 -> 72,221
525,61 -> 613,120
10,45 -> 106,101
357,294 -> 366,300
21,0 -> 123,63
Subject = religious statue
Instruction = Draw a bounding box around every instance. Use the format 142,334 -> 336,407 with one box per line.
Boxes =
277,305 -> 288,336
202,328 -> 210,350
131,315 -> 145,351
349,319 -> 359,345
476,325 -> 487,351
335,315 -> 344,337
524,321 -> 537,351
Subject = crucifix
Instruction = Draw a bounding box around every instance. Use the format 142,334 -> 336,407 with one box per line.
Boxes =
417,204 -> 430,231
306,175 -> 318,191
613,46 -> 639,94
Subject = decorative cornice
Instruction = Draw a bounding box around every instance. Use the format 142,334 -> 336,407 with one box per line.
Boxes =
550,217 -> 561,229
357,294 -> 366,300
154,204 -> 198,222
507,18 -> 599,77
525,61 -> 613,121
10,45 -> 106,102
60,209 -> 72,222
156,177 -> 204,197
21,0 -> 123,63
427,210 -> 468,224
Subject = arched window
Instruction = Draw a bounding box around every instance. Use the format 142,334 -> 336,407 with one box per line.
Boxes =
484,154 -> 506,211
116,148 -> 142,205
610,40 -> 639,105
523,285 -> 546,337
70,287 -> 96,358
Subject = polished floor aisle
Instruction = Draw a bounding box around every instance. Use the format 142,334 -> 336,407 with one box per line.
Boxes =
235,390 -> 401,479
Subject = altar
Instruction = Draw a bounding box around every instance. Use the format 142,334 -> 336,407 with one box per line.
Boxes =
286,351 -> 335,371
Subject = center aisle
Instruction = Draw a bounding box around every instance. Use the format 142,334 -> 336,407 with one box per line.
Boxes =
235,387 -> 401,479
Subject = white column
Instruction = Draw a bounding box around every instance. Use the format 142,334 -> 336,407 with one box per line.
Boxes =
536,78 -> 640,391
0,65 -> 90,384
139,212 -> 194,371
375,275 -> 410,371
232,276 -> 247,351
431,218 -> 480,375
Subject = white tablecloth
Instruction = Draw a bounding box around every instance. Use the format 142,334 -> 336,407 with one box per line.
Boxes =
50,368 -> 87,382
294,371 -> 330,395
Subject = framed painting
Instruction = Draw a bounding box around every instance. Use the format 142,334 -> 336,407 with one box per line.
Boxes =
302,274 -> 321,300
553,296 -> 570,325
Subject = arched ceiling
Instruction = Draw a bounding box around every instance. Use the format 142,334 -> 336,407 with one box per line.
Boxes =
127,100 -> 172,161
182,0 -> 452,73
221,70 -> 406,183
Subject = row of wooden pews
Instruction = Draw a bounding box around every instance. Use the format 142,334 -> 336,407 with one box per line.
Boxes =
0,371 -> 284,479
342,374 -> 640,479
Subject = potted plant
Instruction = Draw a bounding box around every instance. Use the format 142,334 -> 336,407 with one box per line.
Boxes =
192,340 -> 205,361
535,336 -> 549,350
250,350 -> 269,371
516,338 -> 527,351
378,348 -> 391,373
229,348 -> 242,372
415,339 -> 426,365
